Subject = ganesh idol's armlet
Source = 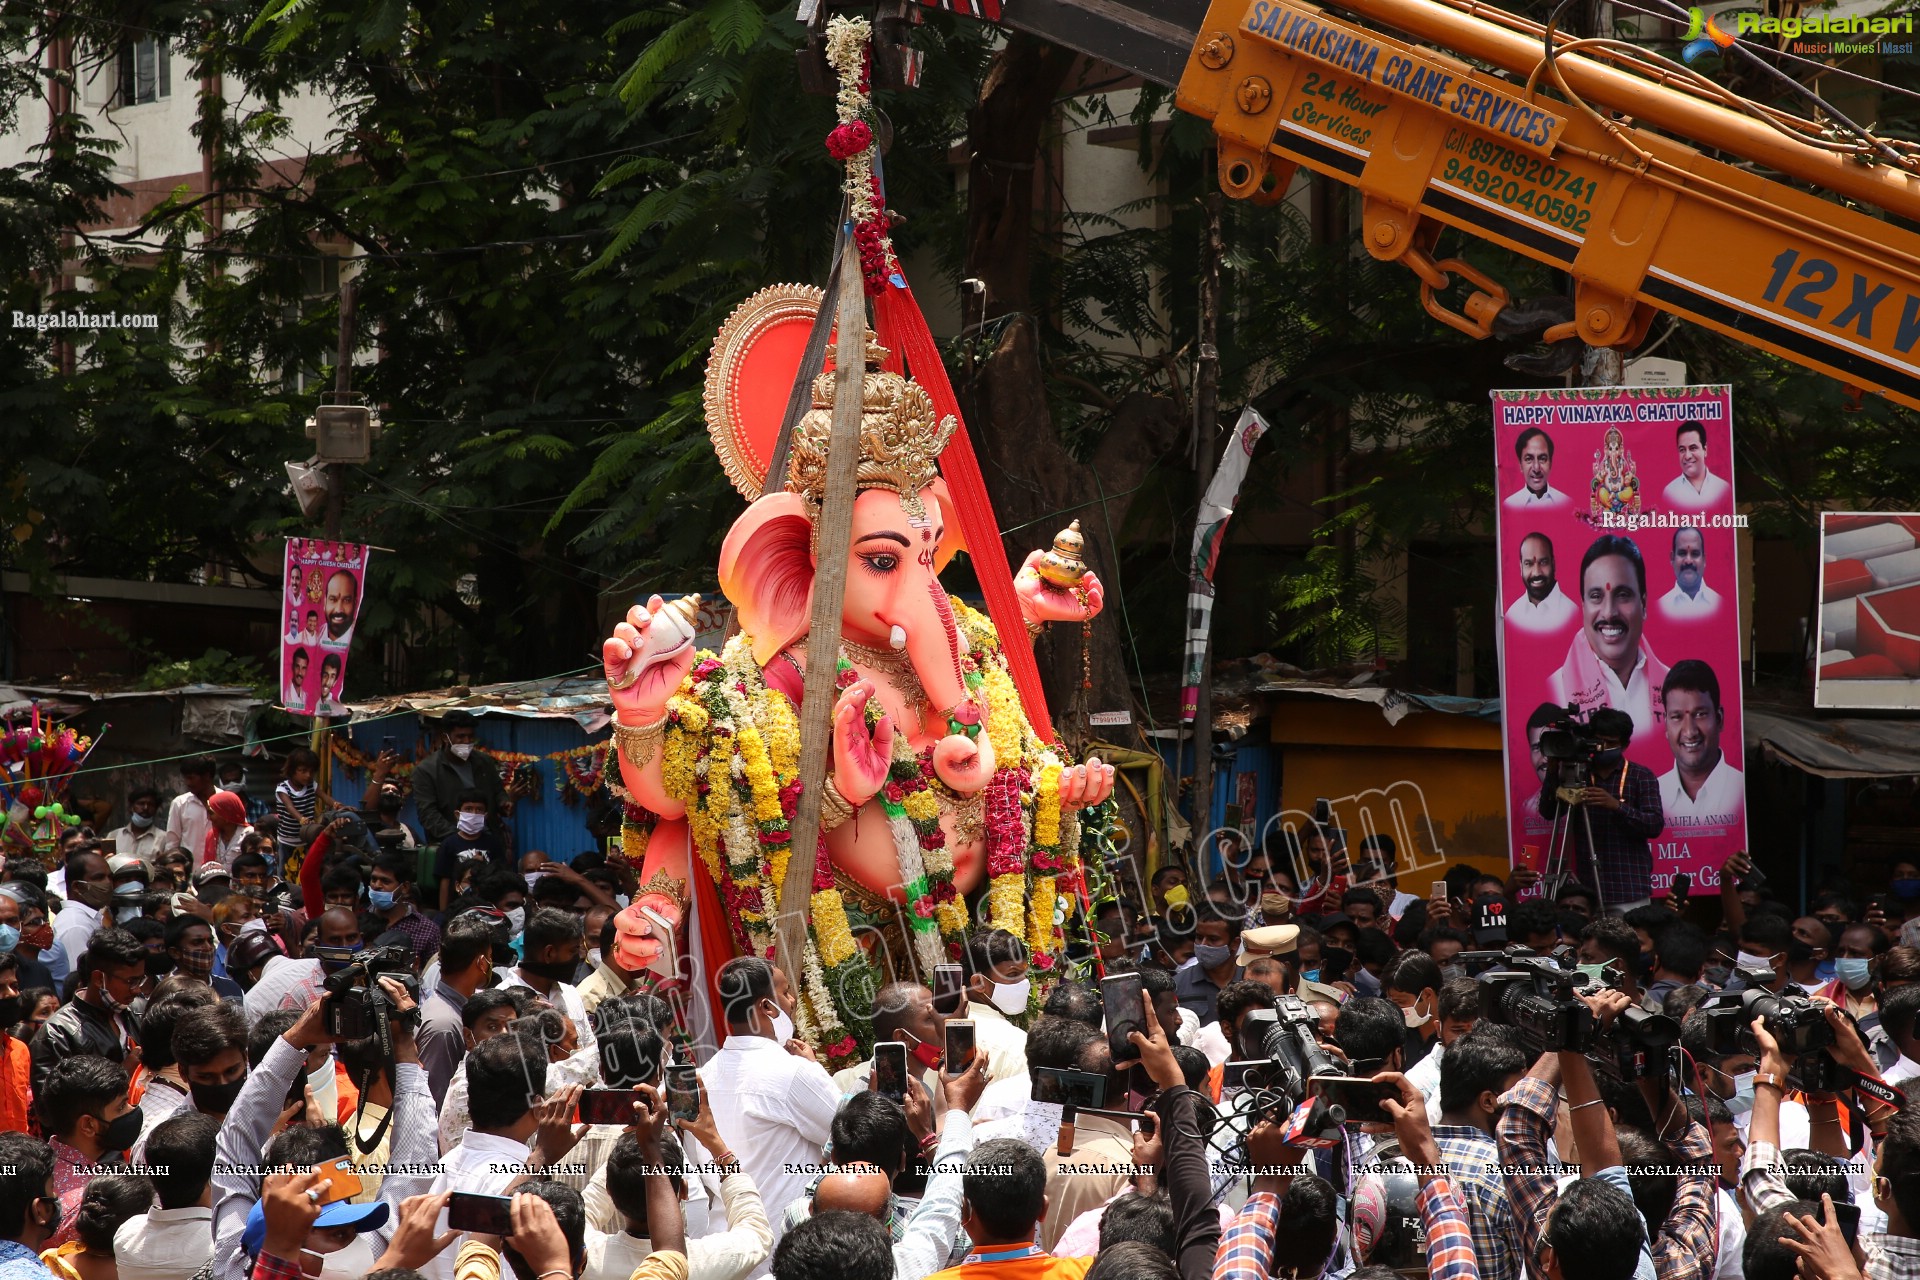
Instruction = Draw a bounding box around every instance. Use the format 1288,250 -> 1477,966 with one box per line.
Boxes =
1026,619 -> 1046,637
821,774 -> 858,831
613,711 -> 669,770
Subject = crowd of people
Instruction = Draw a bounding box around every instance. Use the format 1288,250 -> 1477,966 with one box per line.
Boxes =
0,746 -> 1917,1280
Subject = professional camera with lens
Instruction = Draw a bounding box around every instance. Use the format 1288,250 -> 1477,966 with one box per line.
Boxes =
1695,981 -> 1835,1059
323,945 -> 421,1044
1235,995 -> 1340,1112
1534,705 -> 1606,795
1477,953 -> 1594,1052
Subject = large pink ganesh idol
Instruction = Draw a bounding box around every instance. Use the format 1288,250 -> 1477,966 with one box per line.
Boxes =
599,329 -> 1113,1017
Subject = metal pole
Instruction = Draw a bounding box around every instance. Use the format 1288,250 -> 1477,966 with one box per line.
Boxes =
775,235 -> 868,981
1190,192 -> 1224,872
324,276 -> 358,541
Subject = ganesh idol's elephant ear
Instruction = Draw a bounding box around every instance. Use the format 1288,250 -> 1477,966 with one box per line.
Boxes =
718,489 -> 816,667
929,477 -> 965,574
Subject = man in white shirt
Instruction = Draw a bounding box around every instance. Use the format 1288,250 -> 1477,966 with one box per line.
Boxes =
699,956 -> 842,1279
586,1129 -> 770,1280
1657,660 -> 1744,831
1880,985 -> 1920,1085
1507,531 -> 1578,633
958,929 -> 1031,1085
425,1031 -> 581,1280
165,757 -> 219,865
1659,526 -> 1723,618
1505,427 -> 1570,511
115,1109 -> 218,1280
108,787 -> 178,872
1663,421 -> 1731,510
53,849 -> 112,981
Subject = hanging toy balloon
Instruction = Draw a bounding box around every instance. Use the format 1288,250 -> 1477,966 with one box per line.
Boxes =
32,806 -> 47,820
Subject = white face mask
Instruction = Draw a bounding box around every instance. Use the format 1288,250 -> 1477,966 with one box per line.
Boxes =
505,906 -> 526,937
129,812 -> 154,830
768,1001 -> 795,1043
311,1234 -> 378,1280
308,1060 -> 338,1120
457,812 -> 486,837
114,906 -> 142,924
989,978 -> 1032,1015
450,743 -> 474,761
1736,950 -> 1776,975
1402,999 -> 1432,1029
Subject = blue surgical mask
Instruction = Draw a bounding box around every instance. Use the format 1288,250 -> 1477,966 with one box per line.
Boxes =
367,889 -> 396,911
1724,1069 -> 1756,1116
1837,957 -> 1875,992
1301,969 -> 1321,984
0,924 -> 19,955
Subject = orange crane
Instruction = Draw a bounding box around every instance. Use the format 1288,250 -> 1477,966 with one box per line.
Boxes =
845,0 -> 1920,409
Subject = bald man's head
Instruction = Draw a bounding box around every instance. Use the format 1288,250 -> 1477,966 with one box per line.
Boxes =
316,906 -> 363,950
813,1163 -> 893,1222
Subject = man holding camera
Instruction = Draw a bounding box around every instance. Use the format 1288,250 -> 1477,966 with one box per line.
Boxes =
1537,708 -> 1664,912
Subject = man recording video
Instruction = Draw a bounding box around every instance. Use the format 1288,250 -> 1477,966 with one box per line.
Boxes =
1538,707 -> 1664,912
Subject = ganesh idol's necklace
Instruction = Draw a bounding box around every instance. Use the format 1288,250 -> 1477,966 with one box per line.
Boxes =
837,635 -> 921,692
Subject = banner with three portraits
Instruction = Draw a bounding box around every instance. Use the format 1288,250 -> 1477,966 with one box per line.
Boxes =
1493,385 -> 1746,905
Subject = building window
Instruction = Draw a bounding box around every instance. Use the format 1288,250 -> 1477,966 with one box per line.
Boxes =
117,38 -> 171,106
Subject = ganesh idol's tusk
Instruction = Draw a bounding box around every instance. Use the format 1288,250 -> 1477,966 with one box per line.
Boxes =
888,624 -> 907,652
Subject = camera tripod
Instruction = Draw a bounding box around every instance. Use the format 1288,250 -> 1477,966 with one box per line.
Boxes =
1539,785 -> 1610,914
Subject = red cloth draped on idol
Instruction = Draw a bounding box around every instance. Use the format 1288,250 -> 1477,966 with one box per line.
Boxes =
595,16 -> 1115,1068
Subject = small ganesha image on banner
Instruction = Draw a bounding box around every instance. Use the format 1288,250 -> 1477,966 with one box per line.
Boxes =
1590,426 -> 1640,519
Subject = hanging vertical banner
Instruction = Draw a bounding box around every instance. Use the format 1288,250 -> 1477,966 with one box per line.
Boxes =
1493,384 -> 1745,904
1181,407 -> 1270,722
281,538 -> 371,716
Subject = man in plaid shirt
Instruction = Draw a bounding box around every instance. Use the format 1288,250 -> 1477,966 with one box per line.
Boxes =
1211,1116 -> 1339,1280
1537,708 -> 1664,911
1495,989 -> 1698,1280
1741,1013 -> 1920,1280
1430,1026 -> 1533,1280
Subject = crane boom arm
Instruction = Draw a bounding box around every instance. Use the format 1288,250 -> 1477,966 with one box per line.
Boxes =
975,0 -> 1920,410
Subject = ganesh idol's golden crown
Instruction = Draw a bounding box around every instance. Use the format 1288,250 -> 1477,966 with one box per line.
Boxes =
787,333 -> 956,521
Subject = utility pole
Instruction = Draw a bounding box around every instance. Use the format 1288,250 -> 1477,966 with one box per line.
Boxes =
324,276 -> 358,541
1189,192 -> 1224,873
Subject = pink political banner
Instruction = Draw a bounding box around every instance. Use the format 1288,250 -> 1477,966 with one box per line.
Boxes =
1493,385 -> 1745,903
280,538 -> 371,716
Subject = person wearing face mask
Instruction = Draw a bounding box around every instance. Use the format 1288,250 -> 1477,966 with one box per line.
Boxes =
1175,910 -> 1243,1024
1819,923 -> 1892,1035
1785,917 -> 1835,993
958,929 -> 1031,1086
108,788 -> 178,873
0,884 -> 55,994
108,854 -> 150,925
833,982 -> 947,1103
165,916 -> 244,999
165,758 -> 220,870
31,931 -> 145,1101
1643,922 -> 1709,1013
0,1129 -> 67,1271
499,906 -> 599,1064
1382,951 -> 1443,1075
367,853 -> 440,960
124,987 -> 219,1159
1675,1012 -> 1811,1149
434,790 -> 511,910
703,956 -> 842,1276
38,1056 -> 144,1248
52,849 -> 114,983
412,710 -> 513,850
0,954 -> 30,1134
1727,914 -> 1798,996
171,1001 -> 251,1124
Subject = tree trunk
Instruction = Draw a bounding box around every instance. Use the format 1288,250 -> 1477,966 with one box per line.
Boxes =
959,34 -> 1185,749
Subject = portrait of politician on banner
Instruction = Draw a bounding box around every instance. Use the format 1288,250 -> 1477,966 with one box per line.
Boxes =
1493,385 -> 1746,909
280,538 -> 370,715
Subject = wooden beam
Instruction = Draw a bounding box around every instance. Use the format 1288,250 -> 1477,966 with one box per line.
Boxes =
774,237 -> 868,988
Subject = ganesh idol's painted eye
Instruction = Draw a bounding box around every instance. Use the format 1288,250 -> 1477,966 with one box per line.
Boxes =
859,553 -> 900,575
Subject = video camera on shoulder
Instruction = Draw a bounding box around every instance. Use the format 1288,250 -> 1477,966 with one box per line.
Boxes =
323,944 -> 420,1045
1476,950 -> 1677,1076
1695,980 -> 1837,1088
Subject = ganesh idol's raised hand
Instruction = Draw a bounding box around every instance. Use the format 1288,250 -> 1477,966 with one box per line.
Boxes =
604,594 -> 699,720
1015,547 -> 1107,624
